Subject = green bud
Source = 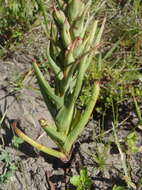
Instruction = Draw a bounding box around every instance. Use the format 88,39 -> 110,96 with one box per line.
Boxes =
73,35 -> 90,58
64,42 -> 75,66
50,22 -> 58,41
68,0 -> 84,21
72,3 -> 90,38
53,7 -> 66,25
61,19 -> 72,48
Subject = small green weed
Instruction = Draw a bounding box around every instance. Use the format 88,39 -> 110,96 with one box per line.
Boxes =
92,143 -> 110,171
12,136 -> 24,149
9,75 -> 25,92
0,146 -> 17,183
112,185 -> 125,190
70,168 -> 92,190
125,132 -> 139,153
0,114 -> 18,183
137,177 -> 142,190
112,100 -> 137,189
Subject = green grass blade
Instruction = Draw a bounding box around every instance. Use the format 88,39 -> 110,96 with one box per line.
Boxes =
94,17 -> 106,46
103,39 -> 121,61
35,0 -> 50,38
132,88 -> 142,121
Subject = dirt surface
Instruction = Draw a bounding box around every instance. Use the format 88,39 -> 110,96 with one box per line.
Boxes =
0,27 -> 142,190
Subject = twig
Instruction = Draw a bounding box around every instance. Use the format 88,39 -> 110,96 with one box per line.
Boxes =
45,170 -> 56,190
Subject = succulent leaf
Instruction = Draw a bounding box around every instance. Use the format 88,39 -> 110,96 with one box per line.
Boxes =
53,7 -> 66,26
32,61 -> 63,109
55,103 -> 74,134
68,0 -> 84,21
12,121 -> 67,161
71,0 -> 91,38
39,119 -> 66,145
46,43 -> 63,80
63,81 -> 100,153
61,19 -> 72,48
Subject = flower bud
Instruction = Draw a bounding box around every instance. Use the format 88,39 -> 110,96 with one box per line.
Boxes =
68,0 -> 84,21
53,7 -> 66,25
61,19 -> 72,48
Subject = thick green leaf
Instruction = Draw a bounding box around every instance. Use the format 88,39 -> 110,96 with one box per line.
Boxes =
12,123 -> 67,161
63,82 -> 100,153
39,119 -> 66,145
46,43 -> 63,80
55,103 -> 74,134
32,61 -> 63,109
70,175 -> 81,186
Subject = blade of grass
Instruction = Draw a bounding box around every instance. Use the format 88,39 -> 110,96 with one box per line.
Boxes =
132,88 -> 142,122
